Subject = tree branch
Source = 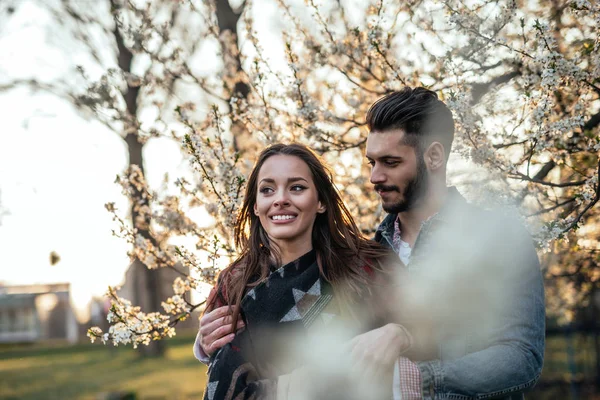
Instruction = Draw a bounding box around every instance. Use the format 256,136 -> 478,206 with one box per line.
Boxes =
559,160 -> 600,234
470,69 -> 521,105
582,109 -> 600,132
509,171 -> 586,187
526,197 -> 577,217
111,4 -> 139,119
532,160 -> 556,181
215,0 -> 242,33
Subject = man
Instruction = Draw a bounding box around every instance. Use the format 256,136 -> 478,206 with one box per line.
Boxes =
196,87 -> 545,399
363,88 -> 545,399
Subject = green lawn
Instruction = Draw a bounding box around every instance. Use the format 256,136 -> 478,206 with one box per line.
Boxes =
0,331 -> 598,399
0,330 -> 207,400
542,334 -> 598,381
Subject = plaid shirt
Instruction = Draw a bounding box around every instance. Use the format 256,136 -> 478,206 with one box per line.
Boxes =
395,357 -> 422,399
392,215 -> 423,400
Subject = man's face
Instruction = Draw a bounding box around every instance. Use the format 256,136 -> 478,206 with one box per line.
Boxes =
366,129 -> 429,214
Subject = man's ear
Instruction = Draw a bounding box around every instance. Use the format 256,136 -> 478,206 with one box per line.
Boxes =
425,141 -> 446,171
317,202 -> 326,214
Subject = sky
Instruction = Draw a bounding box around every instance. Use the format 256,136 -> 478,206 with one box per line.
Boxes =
0,0 -> 189,322
0,89 -> 190,322
0,0 -> 290,322
0,0 -> 482,323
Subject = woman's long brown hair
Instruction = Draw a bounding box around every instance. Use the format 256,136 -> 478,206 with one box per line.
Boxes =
205,143 -> 393,325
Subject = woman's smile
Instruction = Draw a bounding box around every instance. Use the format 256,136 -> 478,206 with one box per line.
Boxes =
270,214 -> 298,223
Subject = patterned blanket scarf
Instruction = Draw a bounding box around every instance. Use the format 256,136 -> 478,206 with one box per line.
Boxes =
203,250 -> 338,400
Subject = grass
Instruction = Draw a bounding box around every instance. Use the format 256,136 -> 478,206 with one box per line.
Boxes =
0,330 -> 598,399
529,333 -> 600,399
0,330 -> 207,400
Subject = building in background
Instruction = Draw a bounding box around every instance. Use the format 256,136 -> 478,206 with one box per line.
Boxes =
0,283 -> 78,343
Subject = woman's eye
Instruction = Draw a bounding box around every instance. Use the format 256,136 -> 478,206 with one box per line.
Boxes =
259,187 -> 273,194
291,185 -> 307,192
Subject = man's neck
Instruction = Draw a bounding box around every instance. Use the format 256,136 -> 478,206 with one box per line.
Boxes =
397,186 -> 448,246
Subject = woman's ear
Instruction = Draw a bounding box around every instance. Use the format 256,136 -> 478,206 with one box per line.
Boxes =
253,204 -> 259,216
317,202 -> 326,214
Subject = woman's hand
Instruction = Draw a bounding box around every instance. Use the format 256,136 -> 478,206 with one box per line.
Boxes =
346,323 -> 413,396
198,306 -> 245,356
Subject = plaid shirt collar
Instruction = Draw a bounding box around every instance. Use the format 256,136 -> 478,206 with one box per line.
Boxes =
376,186 -> 466,252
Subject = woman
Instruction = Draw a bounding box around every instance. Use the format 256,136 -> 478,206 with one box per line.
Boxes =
200,143 -> 408,400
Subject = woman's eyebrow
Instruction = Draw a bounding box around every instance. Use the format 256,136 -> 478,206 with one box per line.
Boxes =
258,177 -> 309,184
287,177 -> 308,183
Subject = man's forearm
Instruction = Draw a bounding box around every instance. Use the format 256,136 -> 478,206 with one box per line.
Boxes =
416,341 -> 543,399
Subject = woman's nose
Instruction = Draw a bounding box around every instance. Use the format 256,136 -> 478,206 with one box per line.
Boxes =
273,190 -> 291,207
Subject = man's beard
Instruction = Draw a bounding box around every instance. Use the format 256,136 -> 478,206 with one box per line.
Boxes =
377,157 -> 429,214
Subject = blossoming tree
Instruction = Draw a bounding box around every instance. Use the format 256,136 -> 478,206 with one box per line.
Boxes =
4,0 -> 599,346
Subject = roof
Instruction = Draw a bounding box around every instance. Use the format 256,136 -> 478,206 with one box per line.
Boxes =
0,283 -> 70,295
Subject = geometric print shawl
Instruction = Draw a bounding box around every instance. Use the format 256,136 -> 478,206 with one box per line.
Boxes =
203,250 -> 336,400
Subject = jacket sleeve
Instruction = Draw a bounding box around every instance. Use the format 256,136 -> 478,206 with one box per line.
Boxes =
415,221 -> 545,399
193,282 -> 228,364
193,330 -> 211,363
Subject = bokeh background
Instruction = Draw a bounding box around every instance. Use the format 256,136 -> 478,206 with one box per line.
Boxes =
1,0 -> 599,398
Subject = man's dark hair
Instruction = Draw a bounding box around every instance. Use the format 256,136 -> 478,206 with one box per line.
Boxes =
366,87 -> 455,154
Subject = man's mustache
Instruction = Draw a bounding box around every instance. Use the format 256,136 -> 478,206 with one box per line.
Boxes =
374,184 -> 400,192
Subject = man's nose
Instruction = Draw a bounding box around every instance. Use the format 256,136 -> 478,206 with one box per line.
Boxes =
370,165 -> 385,184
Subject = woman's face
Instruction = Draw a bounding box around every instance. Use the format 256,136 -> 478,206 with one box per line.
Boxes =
253,154 -> 325,250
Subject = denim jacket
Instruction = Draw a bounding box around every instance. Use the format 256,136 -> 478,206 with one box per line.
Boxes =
375,187 -> 545,400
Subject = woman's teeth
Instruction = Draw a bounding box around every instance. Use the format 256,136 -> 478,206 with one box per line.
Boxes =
272,215 -> 295,220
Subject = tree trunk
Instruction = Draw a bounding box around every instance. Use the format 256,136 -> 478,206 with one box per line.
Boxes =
215,0 -> 251,152
595,331 -> 600,391
112,0 -> 164,357
126,133 -> 165,358
594,288 -> 600,391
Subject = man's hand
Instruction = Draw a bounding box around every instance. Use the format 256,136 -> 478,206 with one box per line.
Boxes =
349,323 -> 412,369
346,324 -> 412,396
199,306 -> 245,356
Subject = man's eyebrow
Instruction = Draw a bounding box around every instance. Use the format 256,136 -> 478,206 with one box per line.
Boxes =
366,155 -> 403,160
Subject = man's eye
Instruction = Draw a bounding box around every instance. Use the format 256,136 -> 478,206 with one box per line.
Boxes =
385,160 -> 400,166
367,160 -> 375,166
